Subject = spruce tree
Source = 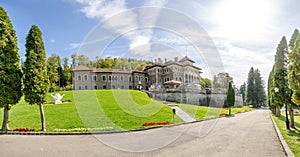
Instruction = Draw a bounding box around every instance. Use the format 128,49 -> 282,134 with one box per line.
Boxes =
226,82 -> 235,115
289,29 -> 299,51
273,37 -> 289,105
245,67 -> 255,106
0,7 -> 23,130
288,31 -> 300,128
23,25 -> 50,131
254,69 -> 266,107
288,29 -> 300,128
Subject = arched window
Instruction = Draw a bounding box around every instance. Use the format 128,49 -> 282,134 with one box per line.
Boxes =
94,85 -> 98,89
78,75 -> 81,81
85,86 -> 87,89
79,86 -> 81,90
84,75 -> 88,81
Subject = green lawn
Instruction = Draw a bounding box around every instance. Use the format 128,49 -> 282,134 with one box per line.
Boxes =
272,113 -> 300,156
177,103 -> 254,120
0,90 -> 182,132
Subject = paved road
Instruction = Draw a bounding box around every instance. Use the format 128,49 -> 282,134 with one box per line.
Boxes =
0,109 -> 286,157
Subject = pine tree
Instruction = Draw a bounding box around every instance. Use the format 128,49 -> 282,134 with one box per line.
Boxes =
0,7 -> 23,130
23,25 -> 50,131
245,67 -> 255,106
226,82 -> 235,115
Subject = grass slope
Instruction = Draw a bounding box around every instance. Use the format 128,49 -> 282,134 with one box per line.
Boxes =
178,103 -> 254,120
272,113 -> 300,156
0,90 -> 182,132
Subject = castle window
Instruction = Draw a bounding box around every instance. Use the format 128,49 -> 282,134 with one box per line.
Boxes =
85,86 -> 87,89
84,75 -> 88,81
120,76 -> 124,81
121,85 -> 124,89
79,86 -> 81,90
129,76 -> 132,82
93,75 -> 97,81
78,75 -> 81,81
108,76 -> 112,81
136,75 -> 138,81
94,85 -> 98,89
102,75 -> 106,81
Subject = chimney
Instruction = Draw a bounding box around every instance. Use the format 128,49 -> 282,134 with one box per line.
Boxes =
174,57 -> 178,62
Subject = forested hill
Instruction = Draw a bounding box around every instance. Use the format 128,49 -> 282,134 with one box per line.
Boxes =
70,54 -> 153,70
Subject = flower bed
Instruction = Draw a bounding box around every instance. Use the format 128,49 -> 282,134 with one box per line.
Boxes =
219,113 -> 226,117
142,121 -> 174,126
13,128 -> 35,132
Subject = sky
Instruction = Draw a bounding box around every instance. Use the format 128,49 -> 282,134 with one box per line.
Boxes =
1,0 -> 300,87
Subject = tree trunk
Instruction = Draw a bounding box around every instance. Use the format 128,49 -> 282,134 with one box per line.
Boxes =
1,105 -> 9,131
289,104 -> 295,129
275,106 -> 281,117
229,108 -> 231,116
39,103 -> 46,131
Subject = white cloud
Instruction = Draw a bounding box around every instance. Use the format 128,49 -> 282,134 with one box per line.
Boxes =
75,0 -> 168,55
50,39 -> 55,43
129,35 -> 150,49
75,0 -> 127,20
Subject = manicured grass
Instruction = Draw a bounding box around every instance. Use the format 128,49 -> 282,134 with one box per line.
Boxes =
272,113 -> 300,156
177,104 -> 254,120
0,90 -> 182,132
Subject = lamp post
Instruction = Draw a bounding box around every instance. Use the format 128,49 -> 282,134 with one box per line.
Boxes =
274,87 -> 290,130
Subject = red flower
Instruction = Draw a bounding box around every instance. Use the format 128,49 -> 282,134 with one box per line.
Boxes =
13,128 -> 34,132
142,121 -> 174,126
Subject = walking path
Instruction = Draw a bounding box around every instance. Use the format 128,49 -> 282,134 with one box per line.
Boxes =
0,109 -> 287,157
169,104 -> 196,122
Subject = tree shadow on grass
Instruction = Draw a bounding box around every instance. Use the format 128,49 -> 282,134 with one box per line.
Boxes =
277,115 -> 300,141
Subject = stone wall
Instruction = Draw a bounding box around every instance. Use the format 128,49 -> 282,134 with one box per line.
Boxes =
149,91 -> 243,107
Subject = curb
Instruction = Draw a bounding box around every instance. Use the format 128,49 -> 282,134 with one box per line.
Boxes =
269,112 -> 295,157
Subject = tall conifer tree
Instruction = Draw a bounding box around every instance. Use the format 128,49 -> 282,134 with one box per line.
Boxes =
226,82 -> 235,115
23,25 -> 49,131
246,67 -> 255,106
0,7 -> 22,130
288,31 -> 300,129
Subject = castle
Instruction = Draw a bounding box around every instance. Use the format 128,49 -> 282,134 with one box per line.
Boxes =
72,56 -> 243,106
72,56 -> 202,91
